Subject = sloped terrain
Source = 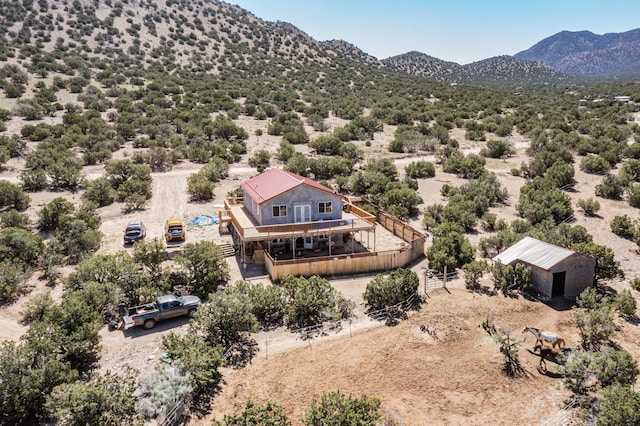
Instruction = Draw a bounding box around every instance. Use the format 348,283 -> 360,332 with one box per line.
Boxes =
515,29 -> 640,77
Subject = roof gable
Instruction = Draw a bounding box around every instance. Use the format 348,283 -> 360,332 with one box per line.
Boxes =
492,236 -> 575,270
242,168 -> 335,204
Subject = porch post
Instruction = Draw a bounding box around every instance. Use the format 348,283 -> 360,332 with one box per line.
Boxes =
292,237 -> 296,259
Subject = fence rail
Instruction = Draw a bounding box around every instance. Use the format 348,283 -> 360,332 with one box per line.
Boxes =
158,396 -> 190,426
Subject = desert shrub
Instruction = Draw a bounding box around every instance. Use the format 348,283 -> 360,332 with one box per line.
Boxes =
214,401 -> 291,426
0,209 -> 30,229
83,177 -> 116,207
577,198 -> 600,216
231,280 -> 286,328
492,262 -> 532,294
581,155 -> 611,174
136,360 -> 192,420
47,368 -> 143,425
405,160 -> 435,178
595,174 -> 628,200
0,226 -> 44,267
480,139 -> 513,158
309,135 -> 343,155
248,149 -> 271,171
187,173 -> 215,201
572,242 -> 624,287
596,385 -> 640,426
364,268 -> 419,310
276,140 -> 295,162
426,222 -> 475,273
0,181 -> 30,211
20,290 -> 55,323
614,289 -> 637,317
610,215 -> 636,238
175,241 -> 229,296
280,274 -> 354,328
192,291 -> 258,347
161,332 -> 224,396
546,161 -> 575,189
626,184 -> 640,208
631,278 -> 640,292
20,169 -> 48,191
303,391 -> 381,426
0,259 -> 27,302
573,306 -> 616,351
620,158 -> 640,181
38,197 -> 75,231
49,211 -> 102,264
463,260 -> 489,290
517,177 -> 573,225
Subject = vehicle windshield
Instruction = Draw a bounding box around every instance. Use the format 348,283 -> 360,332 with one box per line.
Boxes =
126,229 -> 141,236
168,226 -> 183,233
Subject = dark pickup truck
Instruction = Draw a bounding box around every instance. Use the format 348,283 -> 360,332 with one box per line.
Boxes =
123,294 -> 201,329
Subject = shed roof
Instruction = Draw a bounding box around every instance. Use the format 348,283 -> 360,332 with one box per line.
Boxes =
242,168 -> 336,204
492,236 -> 575,270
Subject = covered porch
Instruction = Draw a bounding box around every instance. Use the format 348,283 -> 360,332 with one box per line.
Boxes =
221,199 -> 377,266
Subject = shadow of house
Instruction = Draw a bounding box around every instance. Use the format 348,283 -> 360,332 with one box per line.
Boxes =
493,236 -> 595,300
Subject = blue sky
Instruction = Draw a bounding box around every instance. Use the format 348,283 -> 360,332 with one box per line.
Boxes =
229,0 -> 639,64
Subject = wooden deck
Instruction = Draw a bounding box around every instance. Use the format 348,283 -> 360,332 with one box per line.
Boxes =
225,202 -> 376,243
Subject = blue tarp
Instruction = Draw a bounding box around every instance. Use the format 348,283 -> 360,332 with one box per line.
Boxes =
186,215 -> 218,226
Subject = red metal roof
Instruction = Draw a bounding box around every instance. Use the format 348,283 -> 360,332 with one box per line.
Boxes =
241,168 -> 335,204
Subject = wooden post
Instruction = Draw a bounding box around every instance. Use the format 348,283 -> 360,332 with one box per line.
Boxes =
424,268 -> 427,295
443,265 -> 447,290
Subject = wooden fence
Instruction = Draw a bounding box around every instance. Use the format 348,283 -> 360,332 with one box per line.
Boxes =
265,245 -> 418,281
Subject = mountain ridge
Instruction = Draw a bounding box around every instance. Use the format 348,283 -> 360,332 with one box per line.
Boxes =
514,28 -> 640,77
0,0 -> 636,84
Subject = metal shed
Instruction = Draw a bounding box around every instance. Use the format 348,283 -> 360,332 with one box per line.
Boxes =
493,236 -> 595,298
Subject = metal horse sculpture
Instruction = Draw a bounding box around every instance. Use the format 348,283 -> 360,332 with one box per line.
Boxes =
522,326 -> 565,349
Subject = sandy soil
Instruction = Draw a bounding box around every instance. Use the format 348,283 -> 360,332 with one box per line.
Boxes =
0,113 -> 639,426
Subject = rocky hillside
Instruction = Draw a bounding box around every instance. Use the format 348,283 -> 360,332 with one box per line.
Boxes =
382,52 -> 566,84
461,56 -> 566,83
0,0 -> 574,86
381,51 -> 463,81
515,29 -> 640,77
0,0 -> 379,76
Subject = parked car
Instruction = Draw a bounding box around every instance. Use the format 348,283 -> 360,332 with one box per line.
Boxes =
124,221 -> 146,244
165,217 -> 185,242
123,294 -> 201,329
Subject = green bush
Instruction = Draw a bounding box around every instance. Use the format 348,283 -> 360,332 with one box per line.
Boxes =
577,198 -> 600,216
615,289 -> 637,317
20,291 -> 55,323
0,181 -> 30,211
580,155 -> 611,174
405,160 -> 435,178
480,140 -> 513,158
364,268 -> 419,310
281,274 -> 354,328
303,391 -> 382,426
610,215 -> 636,238
0,259 -> 27,302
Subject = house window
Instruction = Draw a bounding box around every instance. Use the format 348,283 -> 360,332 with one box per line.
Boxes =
272,205 -> 287,217
318,201 -> 332,214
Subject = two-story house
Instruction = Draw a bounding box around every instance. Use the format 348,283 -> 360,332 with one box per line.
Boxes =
222,168 -> 425,280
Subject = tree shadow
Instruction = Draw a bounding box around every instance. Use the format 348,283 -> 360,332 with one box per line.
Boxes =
622,314 -> 640,325
467,284 -> 497,296
225,339 -> 259,370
